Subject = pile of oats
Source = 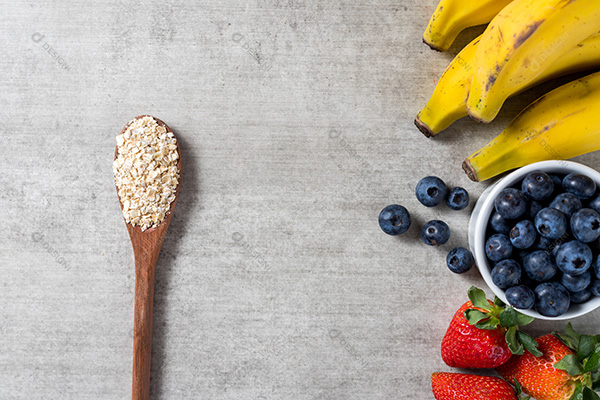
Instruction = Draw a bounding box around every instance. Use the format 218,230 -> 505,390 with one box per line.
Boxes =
113,116 -> 180,231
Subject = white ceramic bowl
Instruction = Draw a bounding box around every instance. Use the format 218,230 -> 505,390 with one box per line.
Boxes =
469,160 -> 600,320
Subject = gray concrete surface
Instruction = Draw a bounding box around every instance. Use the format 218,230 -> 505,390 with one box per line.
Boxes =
2,1 -> 600,399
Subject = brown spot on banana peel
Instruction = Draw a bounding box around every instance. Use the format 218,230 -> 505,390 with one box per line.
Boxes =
514,20 -> 544,48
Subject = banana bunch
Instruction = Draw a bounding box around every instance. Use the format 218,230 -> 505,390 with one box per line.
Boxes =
418,0 -> 600,181
464,71 -> 600,182
416,33 -> 600,137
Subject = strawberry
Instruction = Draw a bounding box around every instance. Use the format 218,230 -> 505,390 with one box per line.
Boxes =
441,287 -> 539,369
431,372 -> 517,400
497,324 -> 600,400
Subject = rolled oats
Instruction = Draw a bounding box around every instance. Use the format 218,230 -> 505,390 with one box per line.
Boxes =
113,116 -> 180,231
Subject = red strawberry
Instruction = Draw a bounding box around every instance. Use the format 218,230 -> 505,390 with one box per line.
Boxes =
497,334 -> 578,400
441,287 -> 538,369
431,372 -> 517,400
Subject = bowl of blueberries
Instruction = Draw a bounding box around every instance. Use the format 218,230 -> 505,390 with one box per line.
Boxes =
469,160 -> 600,320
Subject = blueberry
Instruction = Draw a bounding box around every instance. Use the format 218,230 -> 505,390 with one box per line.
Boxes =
563,174 -> 596,199
570,288 -> 592,304
594,255 -> 600,279
526,201 -> 543,220
491,259 -> 522,289
534,282 -> 571,317
446,247 -> 474,274
571,208 -> 600,243
446,187 -> 469,210
591,280 -> 600,296
421,220 -> 450,246
523,250 -> 557,282
495,188 -> 528,219
485,234 -> 513,262
490,212 -> 513,234
532,236 -> 554,252
378,205 -> 411,235
555,240 -> 593,276
517,249 -> 531,261
522,171 -> 554,201
561,271 -> 591,292
416,176 -> 447,207
588,194 -> 600,213
505,285 -> 535,309
510,220 -> 537,249
549,193 -> 582,218
535,208 -> 567,239
550,174 -> 563,194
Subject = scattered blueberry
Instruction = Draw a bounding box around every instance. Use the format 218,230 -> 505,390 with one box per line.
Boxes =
446,187 -> 469,210
561,271 -> 591,293
563,174 -> 596,199
523,250 -> 557,282
534,282 -> 571,317
555,240 -> 593,276
416,176 -> 447,207
421,220 -> 450,246
491,259 -> 522,289
485,234 -> 513,262
510,220 -> 537,249
588,194 -> 600,214
549,193 -> 582,218
505,285 -> 535,309
591,280 -> 600,297
446,247 -> 474,274
526,201 -> 543,220
522,171 -> 554,201
570,288 -> 592,304
378,205 -> 411,235
490,212 -> 513,234
571,208 -> 600,243
535,208 -> 567,239
495,188 -> 528,220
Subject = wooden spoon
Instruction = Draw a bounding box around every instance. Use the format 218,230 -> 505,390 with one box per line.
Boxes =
114,115 -> 182,400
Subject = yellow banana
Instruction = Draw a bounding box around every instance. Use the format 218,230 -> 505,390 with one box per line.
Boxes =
423,0 -> 513,51
463,71 -> 600,182
416,33 -> 600,137
467,0 -> 600,123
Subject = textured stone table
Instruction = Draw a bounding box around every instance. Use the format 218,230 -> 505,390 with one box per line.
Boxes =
2,1 -> 600,399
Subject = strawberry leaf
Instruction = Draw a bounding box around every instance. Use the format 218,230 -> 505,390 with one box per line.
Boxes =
515,311 -> 535,327
506,326 -> 524,355
591,370 -> 600,390
465,309 -> 489,325
468,286 -> 492,311
474,316 -> 500,330
494,296 -> 506,307
583,345 -> 600,374
582,386 -> 600,400
556,330 -> 580,352
579,335 -> 598,360
572,383 -> 584,400
499,307 -> 517,328
556,354 -> 584,376
514,378 -> 531,399
517,331 -> 542,357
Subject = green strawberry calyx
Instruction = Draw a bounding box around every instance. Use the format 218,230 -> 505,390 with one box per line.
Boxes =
553,323 -> 600,400
463,286 -> 541,357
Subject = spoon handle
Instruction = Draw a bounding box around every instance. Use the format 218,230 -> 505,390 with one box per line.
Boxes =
132,249 -> 159,400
